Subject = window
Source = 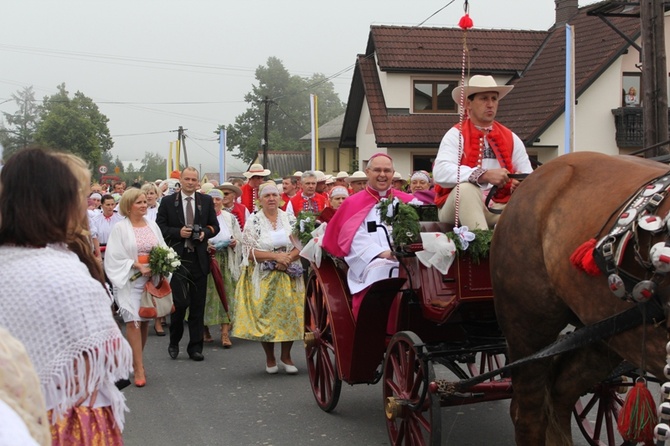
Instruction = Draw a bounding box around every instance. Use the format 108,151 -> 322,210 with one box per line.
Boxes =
413,81 -> 457,113
622,72 -> 641,107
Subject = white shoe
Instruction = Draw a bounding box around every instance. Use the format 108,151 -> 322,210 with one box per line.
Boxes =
279,361 -> 298,375
265,365 -> 278,374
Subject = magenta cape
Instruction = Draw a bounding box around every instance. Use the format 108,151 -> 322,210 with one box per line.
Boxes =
322,187 -> 415,258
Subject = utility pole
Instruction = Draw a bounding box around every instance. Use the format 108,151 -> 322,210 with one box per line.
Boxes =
177,126 -> 189,167
263,96 -> 270,168
640,0 -> 669,156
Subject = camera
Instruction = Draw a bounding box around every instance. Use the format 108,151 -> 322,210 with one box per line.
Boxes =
190,224 -> 202,241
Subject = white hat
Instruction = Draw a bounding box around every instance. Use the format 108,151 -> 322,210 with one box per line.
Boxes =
293,170 -> 303,177
335,171 -> 349,179
329,186 -> 349,198
451,75 -> 514,103
346,171 -> 367,183
325,175 -> 334,185
314,170 -> 327,183
243,163 -> 271,179
392,172 -> 406,182
217,182 -> 242,197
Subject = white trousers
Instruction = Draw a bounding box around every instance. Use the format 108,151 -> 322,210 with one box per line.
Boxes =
438,182 -> 504,230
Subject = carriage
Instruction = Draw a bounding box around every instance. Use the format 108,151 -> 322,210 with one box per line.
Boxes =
301,187 -> 663,446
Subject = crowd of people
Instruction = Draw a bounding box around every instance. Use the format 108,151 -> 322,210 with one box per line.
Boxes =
0,75 -> 532,445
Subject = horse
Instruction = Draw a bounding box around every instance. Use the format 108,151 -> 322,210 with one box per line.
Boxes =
491,151 -> 670,445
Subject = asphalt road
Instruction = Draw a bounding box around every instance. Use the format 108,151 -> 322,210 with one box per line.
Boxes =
120,323 -> 596,446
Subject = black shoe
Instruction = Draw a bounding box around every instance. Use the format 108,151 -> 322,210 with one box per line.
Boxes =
154,327 -> 166,337
189,352 -> 204,362
168,344 -> 179,359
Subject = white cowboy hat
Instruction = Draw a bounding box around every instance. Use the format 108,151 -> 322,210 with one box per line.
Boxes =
314,170 -> 327,183
292,170 -> 303,177
243,163 -> 271,179
216,182 -> 242,197
335,171 -> 349,179
346,171 -> 367,183
451,75 -> 514,103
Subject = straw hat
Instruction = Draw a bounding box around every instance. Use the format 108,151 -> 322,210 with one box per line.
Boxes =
392,172 -> 407,183
292,170 -> 303,178
335,171 -> 349,179
346,171 -> 367,183
325,175 -> 335,185
314,170 -> 327,183
217,182 -> 242,197
451,75 -> 514,103
243,163 -> 271,179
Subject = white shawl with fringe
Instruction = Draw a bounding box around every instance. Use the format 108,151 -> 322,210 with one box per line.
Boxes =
241,210 -> 304,296
0,244 -> 133,429
209,210 -> 243,280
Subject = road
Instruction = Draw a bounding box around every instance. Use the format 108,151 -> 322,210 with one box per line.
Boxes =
121,324 -> 595,446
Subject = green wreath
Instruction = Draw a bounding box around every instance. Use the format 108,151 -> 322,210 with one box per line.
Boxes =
445,228 -> 493,264
377,198 -> 421,248
293,211 -> 319,247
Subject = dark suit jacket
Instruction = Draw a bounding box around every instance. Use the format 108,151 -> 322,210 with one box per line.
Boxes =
156,192 -> 220,273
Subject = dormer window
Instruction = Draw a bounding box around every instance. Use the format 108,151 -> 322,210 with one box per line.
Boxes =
412,80 -> 457,113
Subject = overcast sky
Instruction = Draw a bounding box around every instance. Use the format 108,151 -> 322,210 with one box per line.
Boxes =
0,0 -> 601,175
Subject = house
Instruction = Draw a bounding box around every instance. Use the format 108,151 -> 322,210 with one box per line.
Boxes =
338,0 -> 665,177
299,113 -> 356,174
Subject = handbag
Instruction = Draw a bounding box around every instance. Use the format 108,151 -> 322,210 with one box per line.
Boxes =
138,276 -> 175,319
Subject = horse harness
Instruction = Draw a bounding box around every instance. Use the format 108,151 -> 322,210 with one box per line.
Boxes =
595,172 -> 670,304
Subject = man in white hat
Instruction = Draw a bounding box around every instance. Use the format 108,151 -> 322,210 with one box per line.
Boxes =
240,163 -> 271,212
346,171 -> 367,194
335,171 -> 349,188
433,75 -> 532,229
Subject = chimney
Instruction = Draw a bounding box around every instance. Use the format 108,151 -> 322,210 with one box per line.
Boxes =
555,0 -> 579,26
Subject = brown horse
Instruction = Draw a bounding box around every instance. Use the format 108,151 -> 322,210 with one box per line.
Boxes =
491,151 -> 670,445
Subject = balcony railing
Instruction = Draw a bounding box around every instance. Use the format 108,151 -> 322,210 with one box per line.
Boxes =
612,107 -> 644,148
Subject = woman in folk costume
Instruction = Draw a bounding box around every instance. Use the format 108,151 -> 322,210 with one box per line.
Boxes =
0,148 -> 132,445
233,181 -> 304,374
105,188 -> 168,388
203,187 -> 243,348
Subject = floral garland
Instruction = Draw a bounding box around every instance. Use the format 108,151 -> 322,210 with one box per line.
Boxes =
445,227 -> 493,263
377,198 -> 421,248
293,211 -> 319,247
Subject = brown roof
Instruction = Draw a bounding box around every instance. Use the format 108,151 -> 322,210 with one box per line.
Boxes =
497,9 -> 640,142
370,25 -> 547,74
342,6 -> 641,148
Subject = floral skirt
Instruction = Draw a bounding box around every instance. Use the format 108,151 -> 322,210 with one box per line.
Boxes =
204,250 -> 236,326
49,405 -> 122,446
232,266 -> 303,342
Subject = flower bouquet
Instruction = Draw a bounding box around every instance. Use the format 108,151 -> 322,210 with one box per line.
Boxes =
131,246 -> 181,281
293,211 -> 318,247
260,260 -> 304,278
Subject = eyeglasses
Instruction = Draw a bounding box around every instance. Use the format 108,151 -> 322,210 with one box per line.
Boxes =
222,192 -> 232,196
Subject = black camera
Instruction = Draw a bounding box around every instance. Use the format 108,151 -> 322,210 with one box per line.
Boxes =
190,224 -> 202,241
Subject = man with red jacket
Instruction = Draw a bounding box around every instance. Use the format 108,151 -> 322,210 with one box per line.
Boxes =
433,75 -> 532,230
285,171 -> 327,216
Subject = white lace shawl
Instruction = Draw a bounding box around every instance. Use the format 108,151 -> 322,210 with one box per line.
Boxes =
210,211 -> 243,280
241,210 -> 304,296
0,244 -> 133,429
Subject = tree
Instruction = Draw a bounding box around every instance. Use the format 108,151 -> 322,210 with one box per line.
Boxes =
219,57 -> 345,164
0,86 -> 41,160
35,83 -> 113,166
139,152 -> 167,182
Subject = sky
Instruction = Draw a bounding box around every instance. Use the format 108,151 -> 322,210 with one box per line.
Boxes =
0,0 -> 601,176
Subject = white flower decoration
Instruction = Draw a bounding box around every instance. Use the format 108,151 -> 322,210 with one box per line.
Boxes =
453,226 -> 475,250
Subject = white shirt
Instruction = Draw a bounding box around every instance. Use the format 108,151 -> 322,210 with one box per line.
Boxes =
90,212 -> 124,244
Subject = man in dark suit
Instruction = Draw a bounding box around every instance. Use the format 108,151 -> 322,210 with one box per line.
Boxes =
157,167 -> 219,361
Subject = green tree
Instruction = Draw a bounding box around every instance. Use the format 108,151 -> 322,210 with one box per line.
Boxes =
219,57 -> 345,164
0,86 -> 41,160
139,152 -> 167,182
35,83 -> 113,166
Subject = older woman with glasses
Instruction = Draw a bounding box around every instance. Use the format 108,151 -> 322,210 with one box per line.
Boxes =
203,186 -> 243,348
233,181 -> 304,374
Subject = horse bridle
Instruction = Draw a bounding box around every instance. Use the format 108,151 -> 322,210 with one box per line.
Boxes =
484,173 -> 529,214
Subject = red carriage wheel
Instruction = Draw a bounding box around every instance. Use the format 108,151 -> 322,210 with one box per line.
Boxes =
572,377 -> 633,446
304,271 -> 342,412
383,331 -> 441,446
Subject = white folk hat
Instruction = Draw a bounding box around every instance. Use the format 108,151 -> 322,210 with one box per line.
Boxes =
346,171 -> 367,183
243,163 -> 271,179
451,75 -> 514,103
